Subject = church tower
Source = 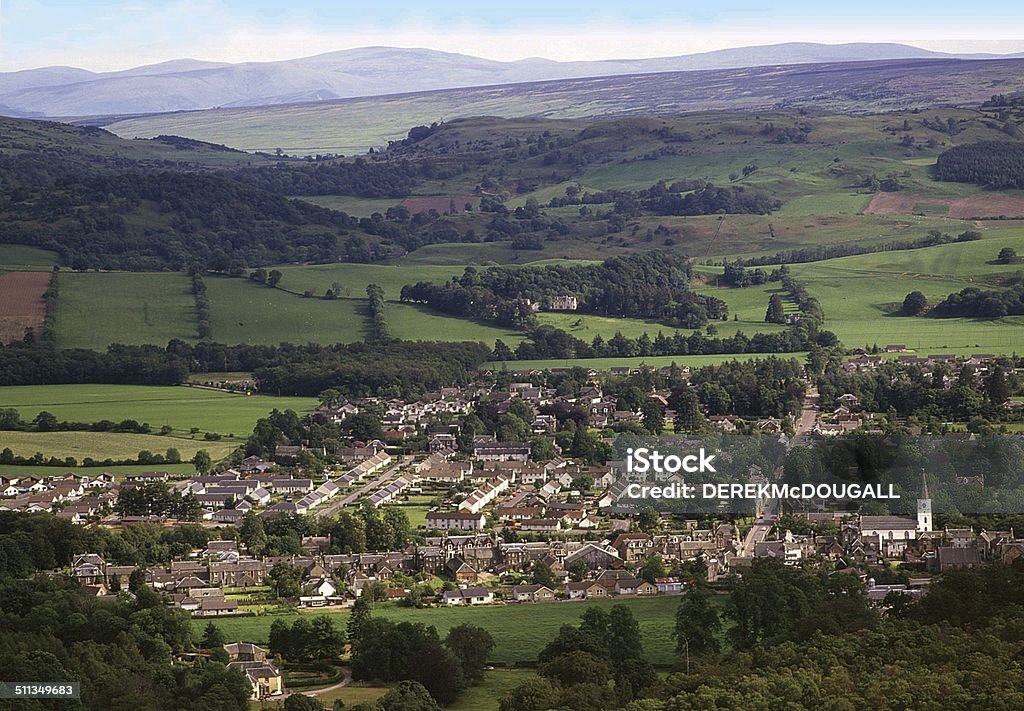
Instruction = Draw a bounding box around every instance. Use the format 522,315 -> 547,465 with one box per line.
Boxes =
917,472 -> 932,533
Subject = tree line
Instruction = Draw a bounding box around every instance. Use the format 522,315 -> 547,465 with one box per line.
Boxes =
726,228 -> 982,268
500,323 -> 820,362
365,283 -> 391,342
0,338 -> 492,398
928,282 -> 1024,318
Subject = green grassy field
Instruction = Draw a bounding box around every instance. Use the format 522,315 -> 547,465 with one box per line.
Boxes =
537,309 -> 789,343
0,384 -> 315,437
0,462 -> 197,477
786,228 -> 1024,353
395,242 -> 602,266
200,595 -> 696,668
275,263 -> 469,302
0,430 -> 236,461
205,276 -> 367,345
54,272 -> 197,349
487,352 -> 806,371
0,245 -> 60,269
388,303 -> 524,344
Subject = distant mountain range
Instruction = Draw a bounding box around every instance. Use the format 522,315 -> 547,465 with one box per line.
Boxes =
1,42 -> 1020,118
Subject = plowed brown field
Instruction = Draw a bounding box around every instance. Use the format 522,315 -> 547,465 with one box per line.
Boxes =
0,271 -> 50,343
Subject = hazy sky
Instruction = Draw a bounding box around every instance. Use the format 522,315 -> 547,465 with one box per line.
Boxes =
4,0 -> 1024,72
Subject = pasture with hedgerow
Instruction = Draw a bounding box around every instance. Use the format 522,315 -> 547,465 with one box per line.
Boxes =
6,94 -> 1024,363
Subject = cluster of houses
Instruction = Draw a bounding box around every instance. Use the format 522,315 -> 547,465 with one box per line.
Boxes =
844,351 -> 999,378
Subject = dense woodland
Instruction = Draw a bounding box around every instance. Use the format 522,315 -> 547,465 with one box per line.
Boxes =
229,157 -> 425,198
546,181 -> 781,216
401,252 -> 729,329
933,141 -> 1024,188
0,154 -> 355,270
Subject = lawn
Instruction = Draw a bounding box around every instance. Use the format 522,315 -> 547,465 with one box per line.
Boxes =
448,670 -> 539,711
0,384 -> 315,438
200,595 -> 693,667
486,352 -> 806,372
0,430 -> 236,461
54,272 -> 197,349
386,501 -> 432,529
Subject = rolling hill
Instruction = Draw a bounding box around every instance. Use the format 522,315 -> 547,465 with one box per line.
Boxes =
93,57 -> 1024,155
0,42 -> 1013,118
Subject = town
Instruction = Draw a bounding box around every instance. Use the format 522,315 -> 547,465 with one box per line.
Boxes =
4,350 -> 1024,705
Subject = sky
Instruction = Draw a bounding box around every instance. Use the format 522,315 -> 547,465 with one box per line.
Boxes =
4,0 -> 1024,72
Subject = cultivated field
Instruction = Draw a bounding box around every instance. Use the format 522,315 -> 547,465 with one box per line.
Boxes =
0,384 -> 315,438
865,191 -> 1024,218
401,195 -> 478,214
786,226 -> 1024,353
54,271 -> 197,349
204,277 -> 367,346
0,271 -> 50,343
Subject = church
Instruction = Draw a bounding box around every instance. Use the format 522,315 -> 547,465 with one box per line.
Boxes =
858,475 -> 932,556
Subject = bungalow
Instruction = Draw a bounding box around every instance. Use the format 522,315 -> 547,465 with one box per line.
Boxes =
441,587 -> 494,605
564,580 -> 608,600
511,584 -> 555,603
193,597 -> 239,617
654,577 -> 683,594
613,577 -> 640,595
635,580 -> 658,596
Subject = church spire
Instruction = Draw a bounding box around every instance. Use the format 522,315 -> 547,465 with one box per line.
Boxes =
917,471 -> 932,533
